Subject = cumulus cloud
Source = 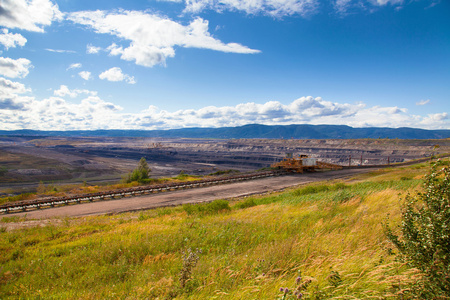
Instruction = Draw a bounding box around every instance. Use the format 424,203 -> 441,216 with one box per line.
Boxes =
0,0 -> 63,33
78,71 -> 92,80
0,77 -> 31,97
0,29 -> 27,50
183,0 -> 319,17
135,97 -> 361,128
0,57 -> 33,78
99,67 -> 136,84
0,95 -> 449,130
416,99 -> 430,106
0,81 -> 118,129
418,112 -> 449,128
53,85 -> 97,98
68,10 -> 260,67
0,77 -> 32,110
54,85 -> 76,98
0,95 -> 123,130
429,112 -> 448,121
86,44 -> 101,54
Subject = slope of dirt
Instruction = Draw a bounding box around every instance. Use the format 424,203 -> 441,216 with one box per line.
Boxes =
1,136 -> 448,195
1,168 -> 372,224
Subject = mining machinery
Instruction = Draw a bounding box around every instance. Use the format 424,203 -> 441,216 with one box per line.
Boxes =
272,153 -> 342,173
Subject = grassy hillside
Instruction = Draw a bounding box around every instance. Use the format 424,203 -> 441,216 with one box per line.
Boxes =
0,162 -> 437,299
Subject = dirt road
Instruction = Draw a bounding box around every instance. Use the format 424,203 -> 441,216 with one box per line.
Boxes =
2,168 -> 374,220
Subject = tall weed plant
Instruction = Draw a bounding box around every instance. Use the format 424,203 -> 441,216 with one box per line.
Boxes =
385,160 -> 450,299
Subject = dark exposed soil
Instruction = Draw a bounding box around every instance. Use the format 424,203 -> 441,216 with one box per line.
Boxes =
1,168 -> 374,223
1,136 -> 448,195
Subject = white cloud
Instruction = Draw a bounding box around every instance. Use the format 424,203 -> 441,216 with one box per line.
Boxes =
68,10 -> 260,67
53,85 -> 97,98
419,112 -> 449,127
0,96 -> 32,111
0,95 -> 448,130
78,71 -> 92,80
429,112 -> 448,121
130,97 -> 448,130
0,94 -> 123,130
99,67 -> 136,84
0,57 -> 33,78
0,29 -> 27,50
0,77 -> 31,96
54,85 -> 76,98
67,63 -> 82,70
0,0 -> 63,33
45,48 -> 76,53
369,0 -> 404,5
416,99 -> 430,106
333,0 -> 354,14
0,77 -> 32,110
333,0 -> 415,15
426,0 -> 441,9
86,44 -> 102,54
183,0 -> 319,17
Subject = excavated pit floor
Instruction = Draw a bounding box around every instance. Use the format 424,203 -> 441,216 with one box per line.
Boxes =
1,136 -> 448,195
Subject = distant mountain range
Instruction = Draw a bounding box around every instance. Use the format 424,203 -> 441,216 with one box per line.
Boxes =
1,124 -> 450,139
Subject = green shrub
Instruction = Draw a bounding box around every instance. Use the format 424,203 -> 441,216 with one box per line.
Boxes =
174,171 -> 189,180
292,184 -> 328,196
124,157 -> 151,183
183,199 -> 231,215
234,197 -> 257,209
385,161 -> 450,298
209,169 -> 240,176
292,182 -> 347,197
0,166 -> 7,176
332,190 -> 354,203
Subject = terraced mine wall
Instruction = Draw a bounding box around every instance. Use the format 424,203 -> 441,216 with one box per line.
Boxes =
1,136 -> 449,195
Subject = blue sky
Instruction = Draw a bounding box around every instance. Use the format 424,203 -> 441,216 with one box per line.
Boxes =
0,0 -> 449,130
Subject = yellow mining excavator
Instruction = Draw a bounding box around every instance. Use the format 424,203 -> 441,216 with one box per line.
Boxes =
272,153 -> 342,173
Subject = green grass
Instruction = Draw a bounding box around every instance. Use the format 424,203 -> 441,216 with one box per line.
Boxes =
0,161 -> 437,299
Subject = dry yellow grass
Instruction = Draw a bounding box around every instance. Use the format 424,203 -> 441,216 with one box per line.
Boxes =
1,160 -> 440,299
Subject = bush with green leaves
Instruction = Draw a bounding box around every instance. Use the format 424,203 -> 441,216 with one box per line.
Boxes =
183,199 -> 231,215
124,157 -> 151,183
385,160 -> 450,298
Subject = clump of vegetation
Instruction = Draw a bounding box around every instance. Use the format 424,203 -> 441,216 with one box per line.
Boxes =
385,160 -> 450,298
234,197 -> 257,209
0,193 -> 35,205
278,270 -> 347,299
0,166 -> 7,176
179,248 -> 202,289
278,272 -> 312,299
124,157 -> 151,183
174,170 -> 189,180
173,171 -> 201,181
209,169 -> 240,176
183,199 -> 231,215
292,182 -> 348,197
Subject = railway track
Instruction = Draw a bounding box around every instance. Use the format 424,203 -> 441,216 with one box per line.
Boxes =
0,170 -> 285,214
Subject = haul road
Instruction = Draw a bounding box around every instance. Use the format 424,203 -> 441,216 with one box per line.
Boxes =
1,167 -> 377,220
